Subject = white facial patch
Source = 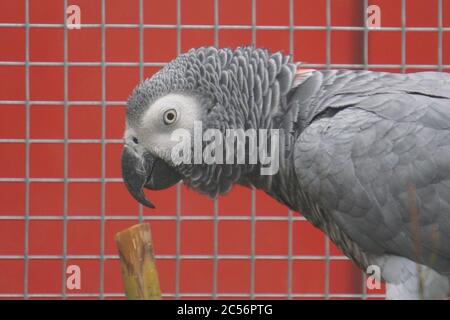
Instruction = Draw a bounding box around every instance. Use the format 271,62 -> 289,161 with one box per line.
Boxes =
138,93 -> 202,162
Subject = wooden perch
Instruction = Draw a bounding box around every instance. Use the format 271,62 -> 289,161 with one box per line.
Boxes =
115,223 -> 162,300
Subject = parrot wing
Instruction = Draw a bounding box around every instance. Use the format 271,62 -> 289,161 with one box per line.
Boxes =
292,71 -> 450,276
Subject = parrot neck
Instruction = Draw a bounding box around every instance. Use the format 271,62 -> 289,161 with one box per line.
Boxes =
243,123 -> 374,272
243,130 -> 301,210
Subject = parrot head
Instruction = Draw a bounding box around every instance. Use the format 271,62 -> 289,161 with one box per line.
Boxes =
121,47 -> 299,208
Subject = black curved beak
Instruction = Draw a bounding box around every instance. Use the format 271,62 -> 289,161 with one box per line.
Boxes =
121,145 -> 181,208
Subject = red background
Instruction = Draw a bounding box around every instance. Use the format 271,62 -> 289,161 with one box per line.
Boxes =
0,0 -> 449,299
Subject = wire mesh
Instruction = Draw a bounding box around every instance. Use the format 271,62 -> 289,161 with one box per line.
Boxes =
0,0 -> 448,300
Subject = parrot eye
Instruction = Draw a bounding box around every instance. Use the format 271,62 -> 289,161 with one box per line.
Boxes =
163,109 -> 178,125
132,137 -> 139,144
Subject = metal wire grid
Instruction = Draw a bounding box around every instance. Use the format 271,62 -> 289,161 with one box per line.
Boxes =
0,0 -> 446,299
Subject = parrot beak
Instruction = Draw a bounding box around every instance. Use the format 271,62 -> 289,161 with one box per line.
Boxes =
121,145 -> 181,208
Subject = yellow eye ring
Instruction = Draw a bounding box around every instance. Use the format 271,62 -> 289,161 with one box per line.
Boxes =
163,109 -> 177,125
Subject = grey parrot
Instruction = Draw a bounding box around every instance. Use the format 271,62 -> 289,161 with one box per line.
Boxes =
121,47 -> 450,299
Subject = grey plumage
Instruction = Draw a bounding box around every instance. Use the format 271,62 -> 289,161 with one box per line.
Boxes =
292,70 -> 450,275
123,47 -> 450,299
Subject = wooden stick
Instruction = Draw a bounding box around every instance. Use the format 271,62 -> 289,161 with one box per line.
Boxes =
115,223 -> 162,300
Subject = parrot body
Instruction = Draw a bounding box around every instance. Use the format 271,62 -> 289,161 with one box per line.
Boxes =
122,47 -> 450,299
